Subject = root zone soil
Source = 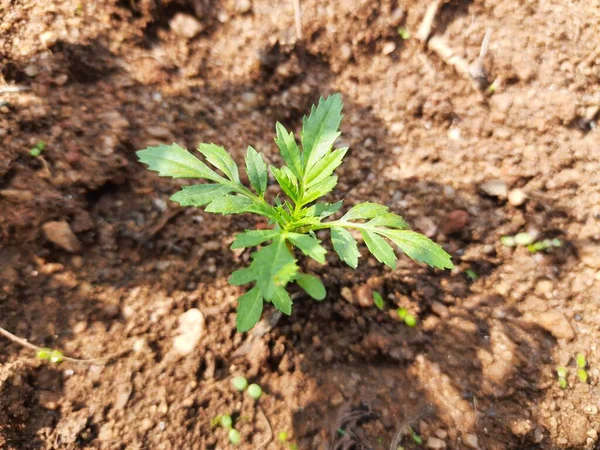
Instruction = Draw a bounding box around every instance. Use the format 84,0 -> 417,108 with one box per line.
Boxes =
1,0 -> 599,449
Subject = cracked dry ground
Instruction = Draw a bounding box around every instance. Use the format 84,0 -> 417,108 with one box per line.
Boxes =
1,0 -> 599,449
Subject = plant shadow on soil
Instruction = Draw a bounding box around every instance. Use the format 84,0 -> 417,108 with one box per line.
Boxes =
0,17 -> 578,450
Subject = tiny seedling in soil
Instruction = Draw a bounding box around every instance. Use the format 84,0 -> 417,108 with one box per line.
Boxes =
231,376 -> 248,391
220,414 -> 233,429
138,94 -> 453,331
228,428 -> 241,446
247,383 -> 263,400
557,366 -> 568,389
501,232 -> 562,253
465,268 -> 478,281
29,140 -> 46,157
398,27 -> 411,40
397,308 -> 417,327
576,353 -> 589,383
373,290 -> 385,310
409,426 -> 423,445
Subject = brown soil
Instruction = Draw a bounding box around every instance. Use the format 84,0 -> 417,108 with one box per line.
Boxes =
1,0 -> 600,449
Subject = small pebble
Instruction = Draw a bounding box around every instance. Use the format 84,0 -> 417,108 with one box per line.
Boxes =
382,42 -> 396,55
479,179 -> 508,198
508,189 -> 527,206
427,436 -> 446,449
463,433 -> 478,448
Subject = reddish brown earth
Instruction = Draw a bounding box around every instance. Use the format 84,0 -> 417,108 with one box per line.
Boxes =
1,0 -> 600,449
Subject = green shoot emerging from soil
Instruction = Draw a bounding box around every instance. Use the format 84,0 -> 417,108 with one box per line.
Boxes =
137,94 -> 453,332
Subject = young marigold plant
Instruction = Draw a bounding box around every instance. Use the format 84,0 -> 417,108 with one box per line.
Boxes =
137,94 -> 453,331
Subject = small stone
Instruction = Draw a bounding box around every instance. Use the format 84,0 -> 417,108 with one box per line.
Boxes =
564,413 -> 588,447
448,128 -> 461,141
140,418 -> 154,432
169,13 -> 204,39
463,433 -> 478,448
354,284 -> 373,308
24,65 -> 39,77
427,436 -> 446,449
40,30 -> 58,47
42,221 -> 81,253
172,308 -> 205,356
341,287 -> 354,304
442,210 -> 469,235
146,126 -> 172,139
535,310 -> 575,340
431,301 -> 449,318
38,390 -> 60,410
508,189 -> 527,206
0,189 -> 34,202
382,42 -> 396,55
330,392 -> 344,406
235,0 -> 252,13
479,179 -> 508,198
535,279 -> 554,296
435,429 -> 448,439
340,44 -> 353,62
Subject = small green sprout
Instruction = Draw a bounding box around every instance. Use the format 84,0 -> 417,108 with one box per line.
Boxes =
220,414 -> 233,429
487,82 -> 497,94
465,268 -> 478,281
278,431 -> 288,442
377,436 -> 384,444
576,353 -> 587,369
397,308 -> 408,319
247,383 -> 262,399
557,366 -> 568,389
577,369 -> 589,384
514,232 -> 534,246
29,140 -> 46,157
36,348 -> 64,364
500,236 -> 516,247
410,427 -> 423,445
232,376 -> 248,391
229,428 -> 241,446
404,314 -> 417,327
398,27 -> 411,40
137,94 -> 453,332
289,444 -> 299,450
527,238 -> 562,253
337,428 -> 346,436
373,290 -> 385,310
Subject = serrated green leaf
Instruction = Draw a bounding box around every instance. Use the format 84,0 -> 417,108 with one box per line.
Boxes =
342,202 -> 389,220
231,229 -> 281,249
245,203 -> 282,223
305,147 -> 348,188
271,166 -> 300,203
198,143 -> 240,182
367,212 -> 409,229
286,233 -> 327,264
251,235 -> 298,300
331,227 -> 360,268
275,122 -> 303,179
306,200 -> 343,218
137,143 -> 219,180
301,94 -> 344,172
271,287 -> 292,315
245,146 -> 267,196
303,175 -> 338,205
361,229 -> 396,269
229,267 -> 256,285
205,195 -> 252,214
383,230 -> 454,269
236,287 -> 263,332
296,273 -> 326,301
170,184 -> 233,207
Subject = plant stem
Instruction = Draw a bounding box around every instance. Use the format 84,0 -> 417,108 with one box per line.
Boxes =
0,325 -> 129,364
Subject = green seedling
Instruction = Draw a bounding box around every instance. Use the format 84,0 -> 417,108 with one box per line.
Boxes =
36,348 -> 64,364
220,414 -> 233,429
278,431 -> 288,442
396,308 -> 417,327
527,238 -> 562,253
500,235 -> 516,247
373,290 -> 385,310
576,353 -> 589,383
465,268 -> 478,281
410,426 -> 423,445
229,428 -> 241,446
138,94 -> 453,332
398,27 -> 411,40
487,82 -> 497,94
557,366 -> 568,389
29,140 -> 46,157
514,232 -> 534,246
289,444 -> 299,450
231,376 -> 248,391
247,383 -> 262,399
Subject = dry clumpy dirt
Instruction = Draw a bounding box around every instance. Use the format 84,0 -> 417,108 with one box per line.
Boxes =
1,0 -> 600,449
